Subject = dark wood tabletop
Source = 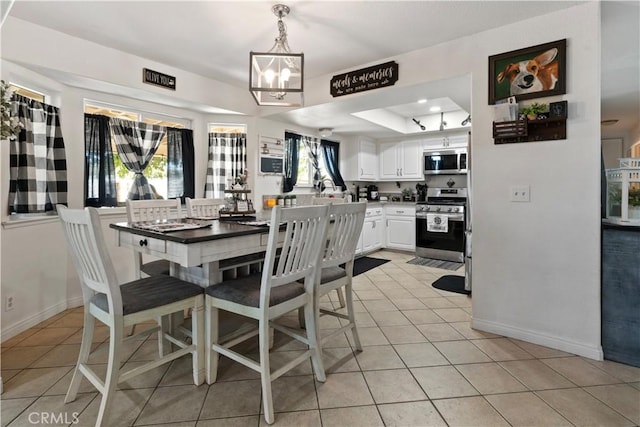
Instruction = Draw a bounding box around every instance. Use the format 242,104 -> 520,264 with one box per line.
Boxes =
109,219 -> 272,244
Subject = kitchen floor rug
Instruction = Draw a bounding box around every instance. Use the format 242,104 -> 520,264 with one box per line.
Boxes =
432,275 -> 470,295
352,257 -> 390,276
407,257 -> 463,271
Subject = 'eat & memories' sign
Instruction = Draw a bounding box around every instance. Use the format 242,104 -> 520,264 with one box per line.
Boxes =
330,61 -> 398,97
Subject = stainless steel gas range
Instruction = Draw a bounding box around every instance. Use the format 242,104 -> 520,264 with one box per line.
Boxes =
415,187 -> 467,263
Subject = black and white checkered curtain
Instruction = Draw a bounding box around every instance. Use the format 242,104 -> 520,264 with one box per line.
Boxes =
9,94 -> 68,214
110,117 -> 165,200
204,132 -> 247,198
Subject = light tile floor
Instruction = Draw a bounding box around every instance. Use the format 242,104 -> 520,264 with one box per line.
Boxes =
2,250 -> 640,426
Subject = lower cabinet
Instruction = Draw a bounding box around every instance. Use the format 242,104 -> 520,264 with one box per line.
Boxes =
385,205 -> 416,251
357,207 -> 383,254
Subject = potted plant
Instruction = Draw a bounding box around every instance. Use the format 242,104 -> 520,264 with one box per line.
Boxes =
520,102 -> 547,120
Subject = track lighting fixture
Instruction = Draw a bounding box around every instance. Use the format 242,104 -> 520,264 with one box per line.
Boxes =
412,118 -> 426,131
439,112 -> 447,131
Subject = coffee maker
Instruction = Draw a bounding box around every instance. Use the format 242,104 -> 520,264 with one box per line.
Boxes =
416,183 -> 428,202
367,185 -> 379,201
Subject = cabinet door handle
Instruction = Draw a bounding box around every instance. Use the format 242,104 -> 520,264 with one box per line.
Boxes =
400,168 -> 403,175
361,168 -> 363,175
397,210 -> 404,214
372,221 -> 376,228
139,239 -> 148,247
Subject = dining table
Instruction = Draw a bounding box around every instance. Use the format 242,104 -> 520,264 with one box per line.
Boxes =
110,217 -> 280,287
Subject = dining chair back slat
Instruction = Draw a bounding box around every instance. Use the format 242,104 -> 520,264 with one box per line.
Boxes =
185,197 -> 226,218
267,206 -> 327,289
126,199 -> 182,279
126,198 -> 182,223
324,203 -> 367,268
59,206 -> 119,300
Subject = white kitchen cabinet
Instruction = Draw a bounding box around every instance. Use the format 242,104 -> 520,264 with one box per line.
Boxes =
378,140 -> 422,180
358,206 -> 383,254
385,205 -> 416,251
342,137 -> 378,181
423,132 -> 468,150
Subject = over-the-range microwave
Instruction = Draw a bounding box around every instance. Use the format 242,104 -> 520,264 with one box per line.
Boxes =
423,149 -> 467,175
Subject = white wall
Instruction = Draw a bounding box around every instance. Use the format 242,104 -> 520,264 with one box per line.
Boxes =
1,2 -> 603,359
303,2 -> 602,358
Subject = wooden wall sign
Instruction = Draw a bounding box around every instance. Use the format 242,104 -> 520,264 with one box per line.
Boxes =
330,61 -> 398,97
143,68 -> 176,90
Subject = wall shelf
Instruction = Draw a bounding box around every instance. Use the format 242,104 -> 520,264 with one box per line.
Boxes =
493,117 -> 566,144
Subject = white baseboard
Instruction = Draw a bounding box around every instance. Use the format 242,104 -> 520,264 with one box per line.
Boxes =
1,296 -> 83,342
472,317 -> 604,361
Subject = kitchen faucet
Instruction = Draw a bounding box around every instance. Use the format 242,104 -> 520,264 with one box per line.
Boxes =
317,177 -> 336,196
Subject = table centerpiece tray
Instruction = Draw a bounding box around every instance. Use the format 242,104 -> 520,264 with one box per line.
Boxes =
131,218 -> 212,233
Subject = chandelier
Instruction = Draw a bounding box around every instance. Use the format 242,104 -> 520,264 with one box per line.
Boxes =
249,4 -> 304,107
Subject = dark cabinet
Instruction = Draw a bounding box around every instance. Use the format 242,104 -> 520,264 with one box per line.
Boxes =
601,224 -> 640,367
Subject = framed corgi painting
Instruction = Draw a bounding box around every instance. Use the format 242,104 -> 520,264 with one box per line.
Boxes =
489,39 -> 566,104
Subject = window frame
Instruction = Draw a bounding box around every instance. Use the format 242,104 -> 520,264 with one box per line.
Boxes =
83,100 -> 192,205
293,135 -> 329,189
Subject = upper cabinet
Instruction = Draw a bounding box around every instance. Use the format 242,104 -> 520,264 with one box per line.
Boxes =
342,137 -> 378,181
378,140 -> 422,180
423,132 -> 469,150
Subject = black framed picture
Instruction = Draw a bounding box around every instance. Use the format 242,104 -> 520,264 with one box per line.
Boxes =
489,39 -> 566,104
549,100 -> 568,118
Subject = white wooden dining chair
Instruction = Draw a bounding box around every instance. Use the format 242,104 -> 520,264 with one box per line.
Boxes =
310,196 -> 349,307
204,205 -> 330,425
58,205 -> 204,427
185,197 -> 226,218
299,202 -> 366,351
126,199 -> 182,278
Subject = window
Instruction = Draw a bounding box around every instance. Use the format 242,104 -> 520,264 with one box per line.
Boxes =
208,123 -> 246,134
84,102 -> 192,205
8,83 -> 45,103
296,138 -> 328,187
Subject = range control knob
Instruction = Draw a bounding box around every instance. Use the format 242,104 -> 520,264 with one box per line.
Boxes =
447,208 -> 452,212
436,207 -> 441,212
452,207 -> 458,212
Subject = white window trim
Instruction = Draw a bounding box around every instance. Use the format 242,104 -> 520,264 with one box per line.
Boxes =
84,99 -> 192,129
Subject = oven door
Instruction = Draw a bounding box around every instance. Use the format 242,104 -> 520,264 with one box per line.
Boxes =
415,213 -> 465,262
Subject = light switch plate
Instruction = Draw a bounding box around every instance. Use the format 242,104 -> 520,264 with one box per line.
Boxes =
510,185 -> 530,202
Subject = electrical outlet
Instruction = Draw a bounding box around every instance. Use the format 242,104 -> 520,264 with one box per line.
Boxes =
5,294 -> 15,311
510,185 -> 530,202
